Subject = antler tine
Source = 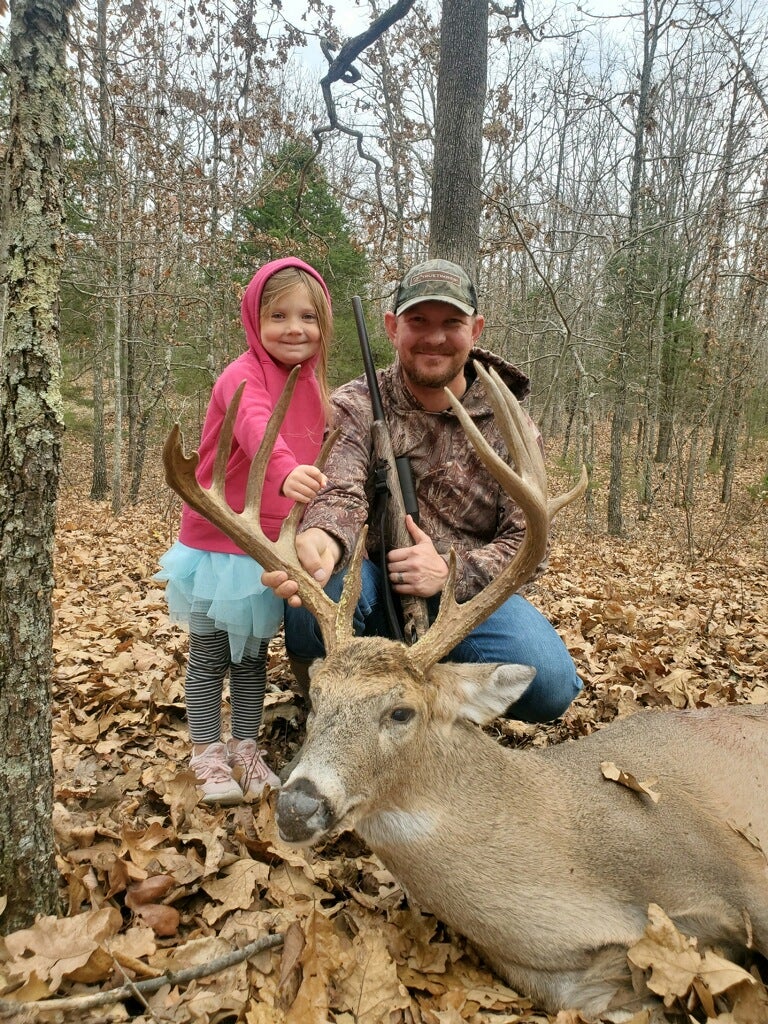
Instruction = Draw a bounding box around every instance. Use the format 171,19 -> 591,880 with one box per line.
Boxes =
473,364 -> 589,517
467,364 -> 588,517
409,362 -> 587,674
162,366 -> 361,653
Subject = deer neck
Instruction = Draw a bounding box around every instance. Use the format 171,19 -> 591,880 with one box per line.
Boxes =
354,721 -> 525,854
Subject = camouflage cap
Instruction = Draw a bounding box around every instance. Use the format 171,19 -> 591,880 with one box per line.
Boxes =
393,259 -> 478,317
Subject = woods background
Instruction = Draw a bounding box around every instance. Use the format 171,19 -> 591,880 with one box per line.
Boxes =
1,0 -> 767,1018
8,0 -> 763,526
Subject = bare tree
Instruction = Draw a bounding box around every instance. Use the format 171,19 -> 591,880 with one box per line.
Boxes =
430,0 -> 488,273
719,168 -> 768,503
607,0 -> 678,535
0,0 -> 71,930
90,0 -> 110,499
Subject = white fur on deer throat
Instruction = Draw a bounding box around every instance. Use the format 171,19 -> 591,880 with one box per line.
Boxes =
289,756 -> 440,843
359,807 -> 441,845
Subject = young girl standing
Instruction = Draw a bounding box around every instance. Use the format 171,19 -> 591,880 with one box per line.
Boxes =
156,258 -> 333,804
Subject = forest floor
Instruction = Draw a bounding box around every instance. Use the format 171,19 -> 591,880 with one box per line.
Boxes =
1,429 -> 767,1024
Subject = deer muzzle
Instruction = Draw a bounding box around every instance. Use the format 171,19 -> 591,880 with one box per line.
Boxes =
276,777 -> 335,845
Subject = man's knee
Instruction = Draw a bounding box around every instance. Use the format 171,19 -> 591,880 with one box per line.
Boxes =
505,666 -> 582,723
284,604 -> 325,661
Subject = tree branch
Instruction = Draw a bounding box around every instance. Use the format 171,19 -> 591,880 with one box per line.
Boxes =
694,2 -> 768,120
0,932 -> 284,1018
320,0 -> 417,83
311,0 -> 417,249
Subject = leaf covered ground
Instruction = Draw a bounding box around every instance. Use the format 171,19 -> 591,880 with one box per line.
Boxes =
1,435 -> 767,1024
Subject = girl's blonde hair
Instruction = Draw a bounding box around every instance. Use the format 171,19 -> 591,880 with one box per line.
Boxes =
259,267 -> 334,424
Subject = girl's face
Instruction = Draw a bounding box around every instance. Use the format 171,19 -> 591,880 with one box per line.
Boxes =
260,283 -> 322,368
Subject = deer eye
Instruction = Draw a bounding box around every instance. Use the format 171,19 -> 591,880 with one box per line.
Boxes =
390,706 -> 415,724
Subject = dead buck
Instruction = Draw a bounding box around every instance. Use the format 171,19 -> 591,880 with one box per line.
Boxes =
164,364 -> 768,1021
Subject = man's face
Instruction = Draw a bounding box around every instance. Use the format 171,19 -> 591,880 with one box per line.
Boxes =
384,301 -> 485,393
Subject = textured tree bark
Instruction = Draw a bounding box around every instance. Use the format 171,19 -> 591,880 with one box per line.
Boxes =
608,0 -> 666,536
89,0 -> 110,501
0,0 -> 71,931
430,0 -> 488,277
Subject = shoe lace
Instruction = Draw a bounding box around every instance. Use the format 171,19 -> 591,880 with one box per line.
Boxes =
231,742 -> 272,788
193,747 -> 234,784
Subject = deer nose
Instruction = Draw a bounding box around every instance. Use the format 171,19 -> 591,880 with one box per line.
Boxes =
276,777 -> 332,844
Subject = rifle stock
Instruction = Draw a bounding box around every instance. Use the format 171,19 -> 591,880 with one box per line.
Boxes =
353,296 -> 429,644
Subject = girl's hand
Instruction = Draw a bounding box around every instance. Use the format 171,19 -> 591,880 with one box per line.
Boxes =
261,528 -> 341,607
282,465 -> 328,503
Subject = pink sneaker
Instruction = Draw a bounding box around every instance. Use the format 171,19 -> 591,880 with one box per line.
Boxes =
189,742 -> 243,805
229,740 -> 281,799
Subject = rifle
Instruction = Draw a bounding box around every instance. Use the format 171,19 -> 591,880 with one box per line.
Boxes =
352,296 -> 430,644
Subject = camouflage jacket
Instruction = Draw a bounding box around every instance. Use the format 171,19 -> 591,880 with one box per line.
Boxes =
300,346 -> 546,603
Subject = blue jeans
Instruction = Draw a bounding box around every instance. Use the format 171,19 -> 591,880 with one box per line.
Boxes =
284,559 -> 581,723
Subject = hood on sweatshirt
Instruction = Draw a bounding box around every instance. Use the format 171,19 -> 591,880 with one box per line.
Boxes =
240,257 -> 333,370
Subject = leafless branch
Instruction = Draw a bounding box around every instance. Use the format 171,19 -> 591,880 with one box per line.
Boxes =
694,2 -> 768,120
489,0 -> 532,37
311,0 -> 417,248
0,932 -> 284,1018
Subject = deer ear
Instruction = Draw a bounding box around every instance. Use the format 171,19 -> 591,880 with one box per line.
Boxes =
456,664 -> 537,724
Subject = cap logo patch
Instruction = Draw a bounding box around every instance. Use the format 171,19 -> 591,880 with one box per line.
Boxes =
410,271 -> 462,286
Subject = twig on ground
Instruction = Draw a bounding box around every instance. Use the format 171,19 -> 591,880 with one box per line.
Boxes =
0,932 -> 284,1018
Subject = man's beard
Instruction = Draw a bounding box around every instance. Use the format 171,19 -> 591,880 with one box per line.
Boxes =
401,351 -> 466,389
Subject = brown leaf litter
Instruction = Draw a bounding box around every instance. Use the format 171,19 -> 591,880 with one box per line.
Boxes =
1,436 -> 766,1023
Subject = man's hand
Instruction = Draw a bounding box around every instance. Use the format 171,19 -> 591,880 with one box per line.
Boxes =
261,528 -> 341,607
387,515 -> 449,598
282,465 -> 328,503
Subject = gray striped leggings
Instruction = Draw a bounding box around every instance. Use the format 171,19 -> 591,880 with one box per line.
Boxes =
185,612 -> 269,744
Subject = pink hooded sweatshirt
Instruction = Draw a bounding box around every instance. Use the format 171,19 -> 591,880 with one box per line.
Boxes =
178,257 -> 332,552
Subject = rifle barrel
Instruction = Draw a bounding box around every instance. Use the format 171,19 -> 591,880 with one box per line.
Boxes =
352,296 -> 386,423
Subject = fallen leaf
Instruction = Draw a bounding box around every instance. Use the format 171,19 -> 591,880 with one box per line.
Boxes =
600,761 -> 660,802
3,906 -> 122,991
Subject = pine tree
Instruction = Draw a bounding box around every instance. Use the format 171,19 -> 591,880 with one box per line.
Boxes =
240,142 -> 371,386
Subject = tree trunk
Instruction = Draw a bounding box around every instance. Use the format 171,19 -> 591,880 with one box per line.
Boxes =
373,33 -> 412,276
608,0 -> 667,535
90,0 -> 110,500
111,185 -> 124,515
429,0 -> 487,275
90,353 -> 108,499
0,0 -> 71,932
704,64 -> 740,464
721,169 -> 767,502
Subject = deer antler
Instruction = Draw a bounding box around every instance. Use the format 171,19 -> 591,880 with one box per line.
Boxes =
162,365 -> 366,654
409,361 -> 588,673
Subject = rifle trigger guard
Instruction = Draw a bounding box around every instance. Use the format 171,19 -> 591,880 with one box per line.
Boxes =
372,458 -> 390,496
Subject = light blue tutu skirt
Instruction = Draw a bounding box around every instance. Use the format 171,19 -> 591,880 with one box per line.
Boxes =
154,541 -> 283,663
